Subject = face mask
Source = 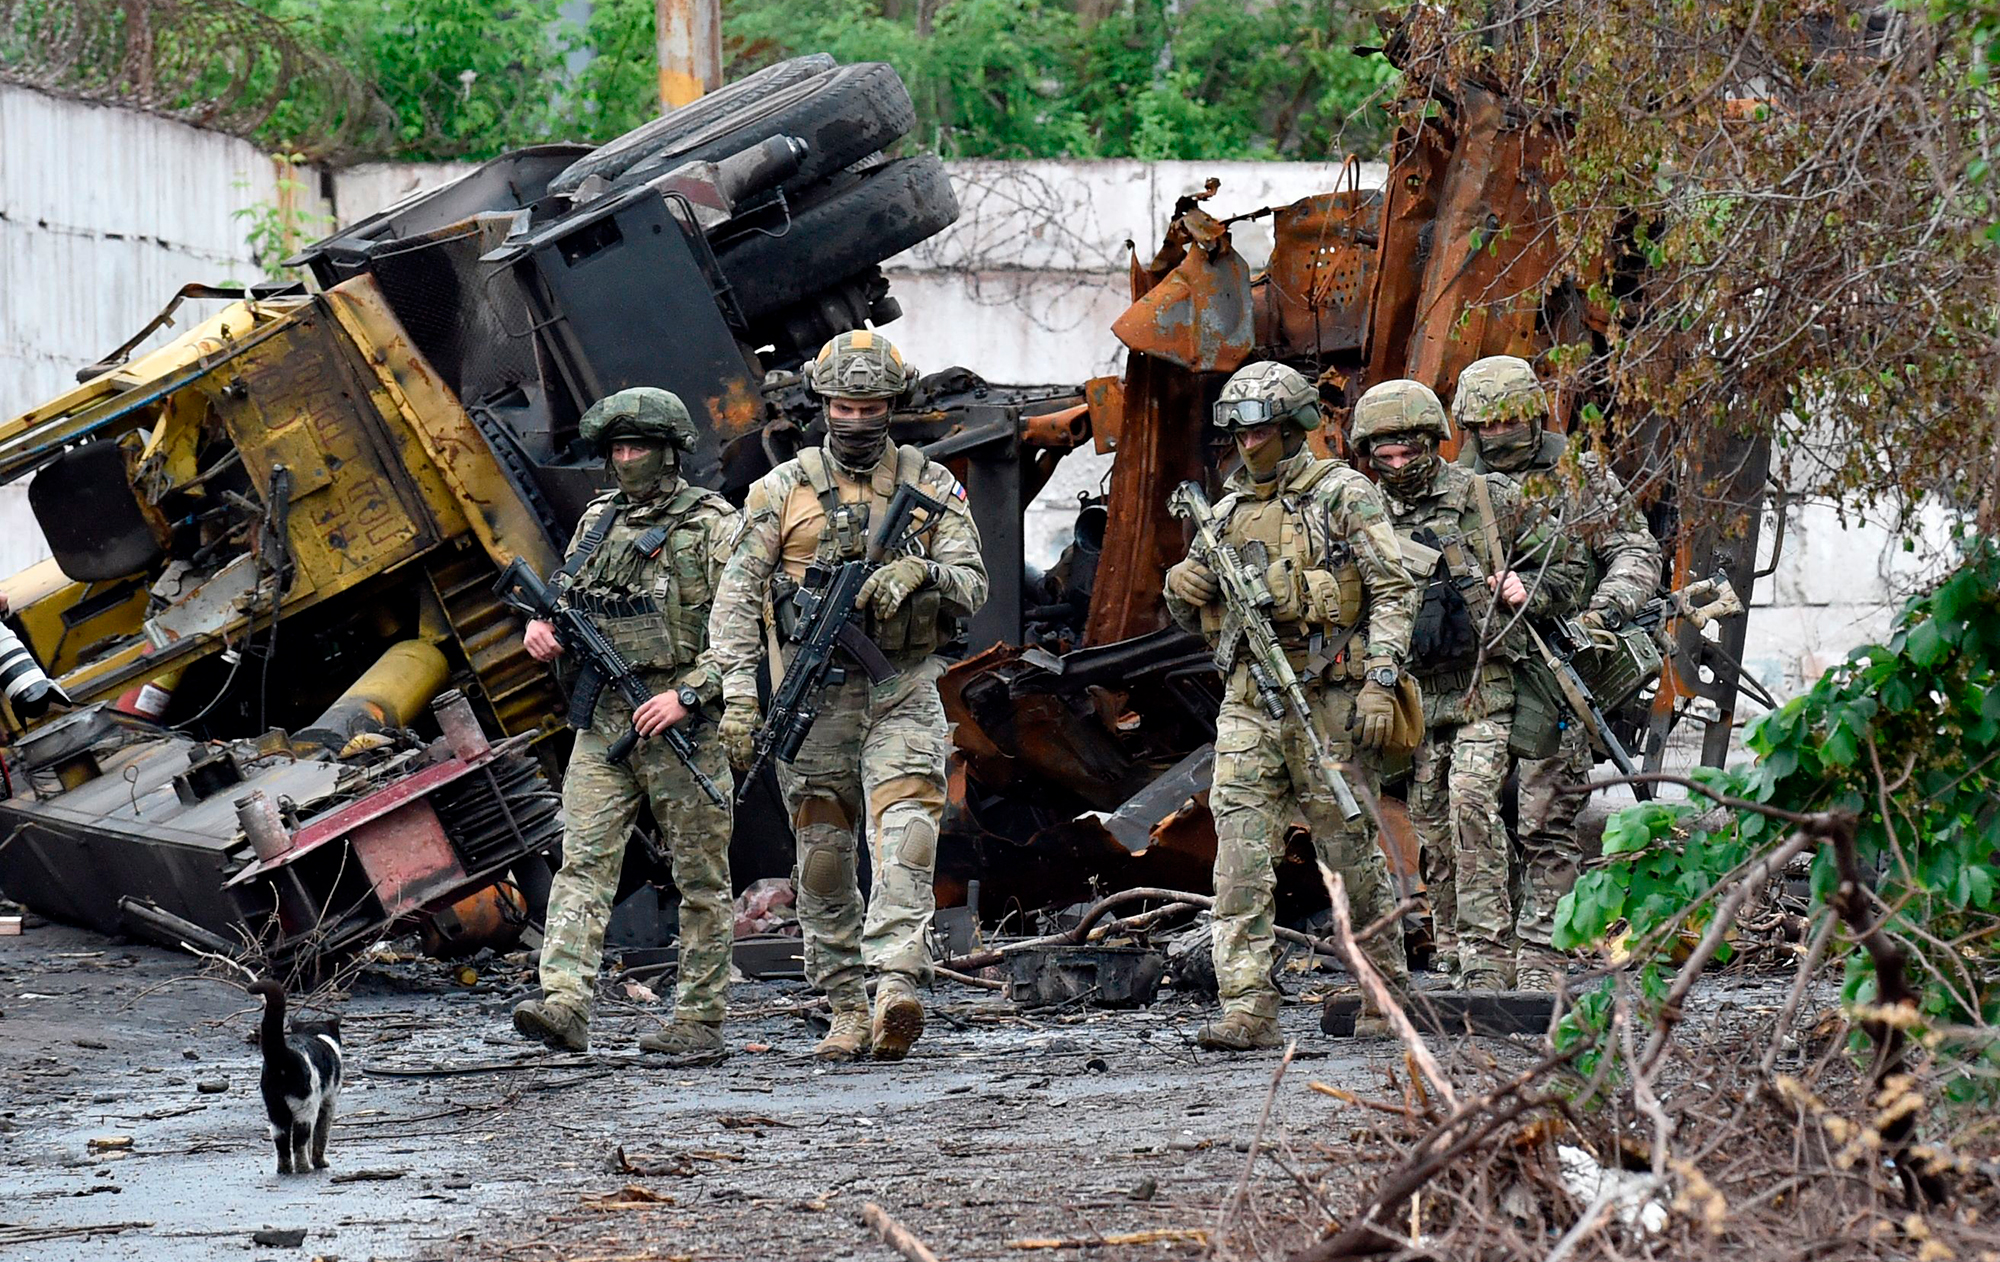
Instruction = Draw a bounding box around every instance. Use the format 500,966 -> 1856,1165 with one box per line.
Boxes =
826,409 -> 890,471
1472,422 -> 1538,472
1234,424 -> 1287,485
611,444 -> 672,499
1372,441 -> 1436,499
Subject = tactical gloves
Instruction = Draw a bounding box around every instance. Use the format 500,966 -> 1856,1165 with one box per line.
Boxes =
1353,663 -> 1399,753
1165,556 -> 1219,606
719,699 -> 760,771
857,555 -> 930,617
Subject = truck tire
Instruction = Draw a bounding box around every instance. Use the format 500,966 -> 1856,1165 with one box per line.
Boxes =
549,53 -> 835,196
715,154 -> 958,321
559,62 -> 916,201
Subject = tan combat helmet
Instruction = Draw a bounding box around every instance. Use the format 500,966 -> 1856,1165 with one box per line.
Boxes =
807,329 -> 916,401
1454,355 -> 1545,429
1212,361 -> 1322,432
1349,378 -> 1451,448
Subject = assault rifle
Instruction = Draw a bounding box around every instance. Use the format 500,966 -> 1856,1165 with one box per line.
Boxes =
739,483 -> 945,803
1168,481 -> 1363,822
492,559 -> 726,807
1528,571 -> 1745,799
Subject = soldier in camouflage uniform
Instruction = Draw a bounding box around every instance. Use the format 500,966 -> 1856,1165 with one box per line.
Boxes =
1162,362 -> 1421,1050
512,388 -> 741,1056
708,330 -> 987,1063
1351,379 -> 1584,989
1453,355 -> 1662,987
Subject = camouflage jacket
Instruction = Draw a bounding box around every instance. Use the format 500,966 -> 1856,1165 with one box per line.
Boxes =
1164,450 -> 1420,677
1385,459 -> 1586,673
709,442 -> 988,706
1459,431 -> 1662,623
557,477 -> 742,709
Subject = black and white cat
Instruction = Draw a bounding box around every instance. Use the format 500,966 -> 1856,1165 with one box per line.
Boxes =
248,979 -> 343,1175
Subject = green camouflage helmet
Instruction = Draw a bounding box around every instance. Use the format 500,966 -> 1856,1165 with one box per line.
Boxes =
1454,355 -> 1545,428
1212,360 -> 1321,432
579,387 -> 699,451
1350,378 -> 1451,446
807,328 -> 915,400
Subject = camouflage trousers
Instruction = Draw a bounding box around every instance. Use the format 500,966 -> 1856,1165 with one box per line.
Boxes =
776,656 -> 947,1008
1510,718 -> 1588,952
1210,676 -> 1408,1021
541,711 -> 735,1024
1410,669 -> 1515,981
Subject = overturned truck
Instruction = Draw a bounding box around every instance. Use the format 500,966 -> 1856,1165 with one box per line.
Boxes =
0,45 -> 1760,964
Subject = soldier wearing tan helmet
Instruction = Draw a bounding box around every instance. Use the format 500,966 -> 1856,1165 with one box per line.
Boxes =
1453,355 -> 1661,988
514,387 -> 742,1057
707,330 -> 987,1063
1350,378 -> 1585,989
1162,361 -> 1420,1048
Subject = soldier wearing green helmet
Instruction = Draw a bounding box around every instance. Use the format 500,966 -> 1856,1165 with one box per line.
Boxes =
513,386 -> 744,1058
1350,377 -> 1585,989
708,329 -> 988,1063
1453,355 -> 1661,988
1162,360 -> 1420,1048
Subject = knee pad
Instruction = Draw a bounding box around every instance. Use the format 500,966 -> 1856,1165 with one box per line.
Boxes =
891,816 -> 937,870
799,839 -> 854,897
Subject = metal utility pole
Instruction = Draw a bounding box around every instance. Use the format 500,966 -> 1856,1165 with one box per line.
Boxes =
656,0 -> 722,109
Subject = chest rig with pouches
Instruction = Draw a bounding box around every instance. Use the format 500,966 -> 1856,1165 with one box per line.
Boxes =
560,484 -> 718,674
794,445 -> 947,656
1202,462 -> 1369,680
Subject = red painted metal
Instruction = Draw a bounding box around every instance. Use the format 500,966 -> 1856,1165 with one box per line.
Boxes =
349,799 -> 468,917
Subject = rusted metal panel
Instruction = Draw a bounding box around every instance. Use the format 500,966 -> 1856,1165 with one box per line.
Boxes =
1082,352 -> 1208,646
1403,85 -> 1563,420
349,799 -> 468,917
1084,376 -> 1124,454
1111,243 -> 1254,375
1260,185 -> 1380,358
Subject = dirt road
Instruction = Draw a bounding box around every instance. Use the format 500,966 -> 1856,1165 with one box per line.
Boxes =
1,920 -> 1413,1260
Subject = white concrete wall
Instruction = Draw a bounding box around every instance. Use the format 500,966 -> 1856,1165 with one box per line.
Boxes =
0,85 -> 1956,714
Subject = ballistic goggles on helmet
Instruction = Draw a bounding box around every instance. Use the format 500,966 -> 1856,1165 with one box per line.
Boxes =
1213,398 -> 1284,429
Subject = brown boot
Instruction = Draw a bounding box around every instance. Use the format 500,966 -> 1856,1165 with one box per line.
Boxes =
872,977 -> 925,1061
815,1007 -> 872,1062
637,1020 -> 724,1056
1195,1010 -> 1281,1051
512,998 -> 589,1052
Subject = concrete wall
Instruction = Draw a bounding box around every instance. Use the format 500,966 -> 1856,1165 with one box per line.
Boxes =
0,84 -> 1957,721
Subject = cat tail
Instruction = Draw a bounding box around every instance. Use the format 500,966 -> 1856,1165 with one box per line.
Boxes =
249,978 -> 287,1061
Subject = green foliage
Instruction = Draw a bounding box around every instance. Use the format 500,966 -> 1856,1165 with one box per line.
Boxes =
229,155 -> 334,282
244,0 -> 1397,160
1554,538 -> 2000,1067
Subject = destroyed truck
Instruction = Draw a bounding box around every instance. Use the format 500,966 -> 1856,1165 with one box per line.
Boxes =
0,57 -> 1086,966
0,38 -> 1764,967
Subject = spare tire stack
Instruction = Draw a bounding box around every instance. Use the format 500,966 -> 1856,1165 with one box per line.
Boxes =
548,56 -> 958,366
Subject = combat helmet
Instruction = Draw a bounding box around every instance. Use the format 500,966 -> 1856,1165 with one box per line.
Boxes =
1454,355 -> 1545,428
1350,379 -> 1451,447
578,387 -> 699,452
1212,361 -> 1321,432
807,329 -> 915,401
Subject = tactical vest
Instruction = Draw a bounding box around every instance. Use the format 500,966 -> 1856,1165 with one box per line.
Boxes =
796,445 -> 949,656
561,484 -> 720,674
1203,463 -> 1369,675
1398,475 -> 1521,679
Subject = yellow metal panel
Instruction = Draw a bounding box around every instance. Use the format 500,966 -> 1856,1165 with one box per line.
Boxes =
322,280 -> 560,576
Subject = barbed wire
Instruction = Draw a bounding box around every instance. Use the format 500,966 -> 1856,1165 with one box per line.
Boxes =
0,0 -> 396,164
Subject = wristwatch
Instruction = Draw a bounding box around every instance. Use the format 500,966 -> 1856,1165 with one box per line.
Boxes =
676,686 -> 701,713
1364,665 -> 1399,689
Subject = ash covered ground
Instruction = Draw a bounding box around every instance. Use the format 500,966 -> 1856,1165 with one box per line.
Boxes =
0,919 -> 1432,1261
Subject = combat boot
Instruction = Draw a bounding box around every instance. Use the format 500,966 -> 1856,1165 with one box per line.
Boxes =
815,1006 -> 873,1062
1514,948 -> 1566,993
1461,964 -> 1515,991
872,976 -> 925,1061
512,998 -> 589,1052
1195,1010 -> 1282,1051
637,1020 -> 724,1056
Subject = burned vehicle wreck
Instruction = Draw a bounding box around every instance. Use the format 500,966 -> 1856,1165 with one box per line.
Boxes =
0,42 -> 1762,968
0,58 -> 1081,965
